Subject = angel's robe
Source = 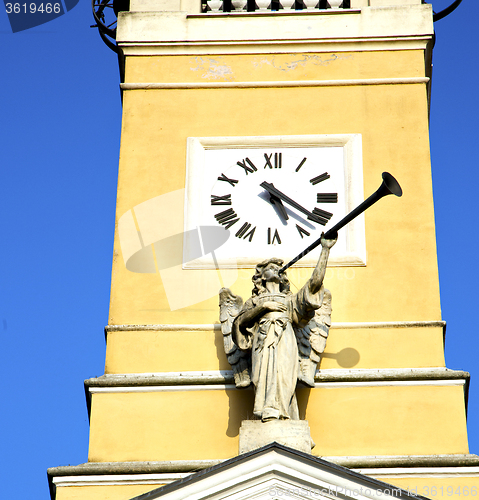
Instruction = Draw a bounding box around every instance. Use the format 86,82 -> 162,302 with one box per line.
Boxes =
233,282 -> 324,421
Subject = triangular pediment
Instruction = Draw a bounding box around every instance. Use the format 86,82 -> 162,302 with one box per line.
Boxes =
130,443 -> 429,500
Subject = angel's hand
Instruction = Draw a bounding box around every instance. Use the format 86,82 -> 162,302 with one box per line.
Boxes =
262,301 -> 287,313
320,231 -> 337,249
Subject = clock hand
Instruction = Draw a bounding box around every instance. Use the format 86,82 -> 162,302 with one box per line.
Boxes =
260,181 -> 323,224
269,194 -> 289,221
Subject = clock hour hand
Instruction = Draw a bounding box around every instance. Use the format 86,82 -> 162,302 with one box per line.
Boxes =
260,181 -> 323,224
269,194 -> 289,221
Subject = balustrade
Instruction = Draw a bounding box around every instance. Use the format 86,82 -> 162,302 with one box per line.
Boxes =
204,0 -> 349,13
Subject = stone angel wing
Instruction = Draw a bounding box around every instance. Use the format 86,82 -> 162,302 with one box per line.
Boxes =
294,288 -> 332,387
219,287 -> 252,388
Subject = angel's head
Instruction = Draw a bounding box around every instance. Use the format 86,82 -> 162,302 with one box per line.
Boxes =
252,258 -> 291,296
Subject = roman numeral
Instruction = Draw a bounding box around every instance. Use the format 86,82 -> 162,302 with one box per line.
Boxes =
268,228 -> 281,245
295,157 -> 307,172
211,194 -> 232,205
264,152 -> 282,169
214,208 -> 239,229
310,172 -> 330,185
237,158 -> 258,175
317,193 -> 338,203
308,207 -> 333,226
313,207 -> 333,220
235,222 -> 256,242
296,224 -> 310,238
217,173 -> 238,187
307,213 -> 327,225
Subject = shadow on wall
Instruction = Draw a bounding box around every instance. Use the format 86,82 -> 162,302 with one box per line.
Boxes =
321,347 -> 360,368
220,343 -> 361,438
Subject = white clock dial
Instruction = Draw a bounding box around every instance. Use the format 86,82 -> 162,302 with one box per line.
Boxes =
184,135 -> 366,269
208,147 -> 343,249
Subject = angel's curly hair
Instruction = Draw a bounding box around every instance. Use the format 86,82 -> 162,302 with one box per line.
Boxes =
251,258 -> 291,296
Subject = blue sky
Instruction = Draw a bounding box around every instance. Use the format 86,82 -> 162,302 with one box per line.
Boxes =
0,0 -> 477,497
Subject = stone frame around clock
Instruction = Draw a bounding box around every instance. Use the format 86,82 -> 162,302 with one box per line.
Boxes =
183,134 -> 366,269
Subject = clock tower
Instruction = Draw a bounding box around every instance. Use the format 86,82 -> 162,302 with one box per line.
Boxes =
48,1 -> 479,499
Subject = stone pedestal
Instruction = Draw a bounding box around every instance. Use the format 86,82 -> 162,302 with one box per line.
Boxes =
238,420 -> 313,455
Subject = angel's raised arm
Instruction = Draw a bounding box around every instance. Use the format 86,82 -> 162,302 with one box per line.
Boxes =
309,233 -> 337,295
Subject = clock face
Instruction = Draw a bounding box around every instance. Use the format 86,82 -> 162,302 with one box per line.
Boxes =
184,135 -> 366,269
209,147 -> 343,245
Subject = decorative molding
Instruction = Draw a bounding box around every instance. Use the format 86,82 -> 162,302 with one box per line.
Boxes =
105,320 -> 446,333
86,379 -> 465,394
317,367 -> 467,383
313,379 -> 465,389
333,455 -> 479,468
47,454 -> 479,479
87,370 -> 233,386
332,320 -> 445,329
86,367 -> 467,387
48,460 -> 221,477
120,38 -> 431,56
106,323 -> 222,332
52,466 -> 479,488
52,473 -> 187,487
88,384 -> 238,393
121,77 -> 429,91
353,467 -> 479,479
85,368 -> 469,392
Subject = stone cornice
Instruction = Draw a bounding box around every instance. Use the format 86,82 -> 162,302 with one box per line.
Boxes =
85,367 -> 466,388
105,320 -> 446,333
47,454 -> 479,478
120,77 -> 429,91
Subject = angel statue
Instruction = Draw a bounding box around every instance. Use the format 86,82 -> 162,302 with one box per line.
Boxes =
219,233 -> 336,422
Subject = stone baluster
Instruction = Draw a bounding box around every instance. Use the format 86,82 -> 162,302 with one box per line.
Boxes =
281,0 -> 295,9
231,0 -> 247,9
207,0 -> 223,11
302,0 -> 317,9
255,0 -> 271,10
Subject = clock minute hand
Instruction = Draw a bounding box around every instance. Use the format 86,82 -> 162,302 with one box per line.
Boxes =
260,181 -> 322,224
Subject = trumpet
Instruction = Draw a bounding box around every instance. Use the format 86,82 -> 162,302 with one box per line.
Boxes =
280,172 -> 402,273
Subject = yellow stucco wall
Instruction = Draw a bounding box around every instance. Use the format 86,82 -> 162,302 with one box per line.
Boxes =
124,50 -> 426,84
88,384 -> 468,462
54,484 -> 162,500
306,384 -> 469,457
104,325 -> 445,374
110,49 -> 438,326
92,42 -> 453,469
